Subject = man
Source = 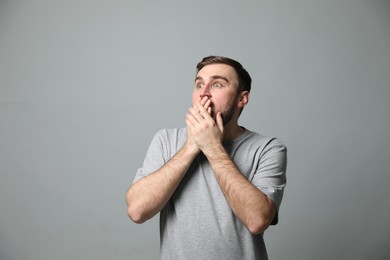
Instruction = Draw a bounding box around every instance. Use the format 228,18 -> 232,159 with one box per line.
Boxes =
126,56 -> 287,260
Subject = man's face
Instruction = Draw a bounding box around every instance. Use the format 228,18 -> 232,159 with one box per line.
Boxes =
192,63 -> 240,125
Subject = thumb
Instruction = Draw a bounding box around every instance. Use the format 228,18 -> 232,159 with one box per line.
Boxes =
216,112 -> 224,133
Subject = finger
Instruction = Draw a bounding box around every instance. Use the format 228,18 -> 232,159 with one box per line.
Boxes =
187,107 -> 204,125
185,117 -> 195,129
203,99 -> 211,111
186,114 -> 198,130
203,98 -> 211,106
196,99 -> 211,115
200,96 -> 209,106
195,102 -> 213,120
216,112 -> 224,132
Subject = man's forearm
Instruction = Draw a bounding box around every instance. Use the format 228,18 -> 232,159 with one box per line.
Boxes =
205,146 -> 276,234
126,144 -> 198,223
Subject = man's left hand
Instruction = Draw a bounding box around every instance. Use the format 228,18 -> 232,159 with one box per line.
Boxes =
186,98 -> 224,154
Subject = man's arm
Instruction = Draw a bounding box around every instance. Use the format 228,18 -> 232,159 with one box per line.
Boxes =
186,101 -> 278,234
126,142 -> 198,223
126,97 -> 211,224
206,146 -> 277,234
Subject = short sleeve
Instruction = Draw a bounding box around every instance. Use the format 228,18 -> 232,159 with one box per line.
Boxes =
252,138 -> 287,225
132,129 -> 170,184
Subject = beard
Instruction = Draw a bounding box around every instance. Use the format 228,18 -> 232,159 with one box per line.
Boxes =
221,104 -> 235,126
211,96 -> 238,126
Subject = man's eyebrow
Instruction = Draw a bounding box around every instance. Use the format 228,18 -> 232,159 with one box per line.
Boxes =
195,76 -> 203,82
194,75 -> 229,82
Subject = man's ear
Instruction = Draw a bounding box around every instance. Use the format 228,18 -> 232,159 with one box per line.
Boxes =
237,91 -> 250,109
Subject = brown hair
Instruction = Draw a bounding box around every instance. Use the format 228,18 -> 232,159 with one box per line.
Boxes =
196,55 -> 252,93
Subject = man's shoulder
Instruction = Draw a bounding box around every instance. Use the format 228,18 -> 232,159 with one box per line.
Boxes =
154,127 -> 186,138
151,127 -> 187,145
242,129 -> 287,150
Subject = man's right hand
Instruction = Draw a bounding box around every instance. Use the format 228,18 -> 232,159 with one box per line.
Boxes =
185,96 -> 211,154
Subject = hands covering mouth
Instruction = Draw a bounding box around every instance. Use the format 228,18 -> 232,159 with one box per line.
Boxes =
185,96 -> 224,154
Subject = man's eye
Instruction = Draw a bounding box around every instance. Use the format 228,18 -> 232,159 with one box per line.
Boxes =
196,83 -> 204,89
212,82 -> 222,88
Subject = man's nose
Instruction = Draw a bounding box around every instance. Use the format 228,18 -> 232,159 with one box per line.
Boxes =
200,84 -> 211,98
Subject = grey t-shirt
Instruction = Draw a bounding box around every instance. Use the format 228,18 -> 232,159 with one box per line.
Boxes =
133,128 -> 287,260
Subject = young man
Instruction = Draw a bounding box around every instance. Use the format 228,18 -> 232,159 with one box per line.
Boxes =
126,56 -> 287,260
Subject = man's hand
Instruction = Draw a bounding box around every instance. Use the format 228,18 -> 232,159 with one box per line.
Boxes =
186,97 -> 224,155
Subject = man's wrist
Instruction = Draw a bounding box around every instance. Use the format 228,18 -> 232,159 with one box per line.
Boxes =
182,141 -> 200,158
202,143 -> 227,161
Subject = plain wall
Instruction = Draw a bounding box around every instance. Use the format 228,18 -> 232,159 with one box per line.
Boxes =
1,1 -> 389,259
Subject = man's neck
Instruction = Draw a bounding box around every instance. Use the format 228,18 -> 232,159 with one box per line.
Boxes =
223,122 -> 245,142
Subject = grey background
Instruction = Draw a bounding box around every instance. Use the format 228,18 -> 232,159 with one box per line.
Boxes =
1,0 -> 389,259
